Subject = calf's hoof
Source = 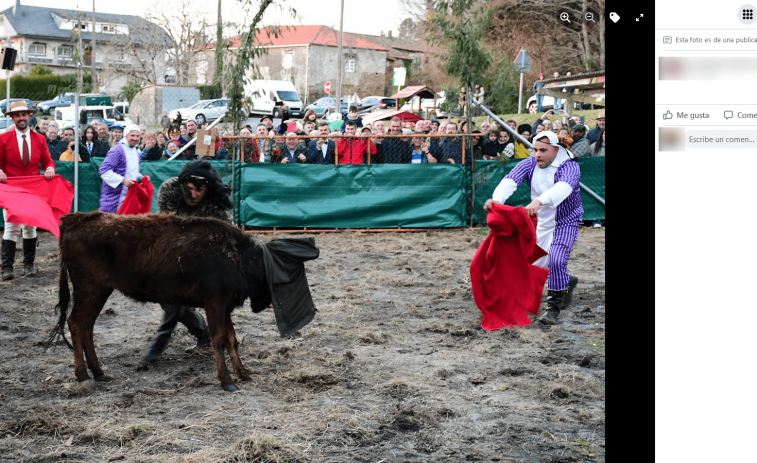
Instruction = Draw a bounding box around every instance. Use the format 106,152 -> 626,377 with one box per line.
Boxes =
222,383 -> 240,392
94,374 -> 113,382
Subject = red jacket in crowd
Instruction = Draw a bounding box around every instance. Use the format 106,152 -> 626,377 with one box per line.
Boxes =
337,137 -> 376,165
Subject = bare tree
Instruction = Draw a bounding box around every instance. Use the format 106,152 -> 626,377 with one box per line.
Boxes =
155,4 -> 214,86
488,0 -> 605,73
398,18 -> 419,38
106,15 -> 171,86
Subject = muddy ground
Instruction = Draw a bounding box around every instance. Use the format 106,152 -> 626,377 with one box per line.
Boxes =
0,227 -> 605,463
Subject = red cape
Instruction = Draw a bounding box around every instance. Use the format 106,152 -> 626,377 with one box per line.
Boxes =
117,178 -> 154,215
470,203 -> 549,329
0,176 -> 74,238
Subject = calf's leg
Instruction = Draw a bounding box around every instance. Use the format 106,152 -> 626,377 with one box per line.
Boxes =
69,287 -> 113,382
206,305 -> 237,392
224,312 -> 251,381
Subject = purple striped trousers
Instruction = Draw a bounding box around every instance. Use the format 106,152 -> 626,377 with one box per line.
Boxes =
547,224 -> 579,291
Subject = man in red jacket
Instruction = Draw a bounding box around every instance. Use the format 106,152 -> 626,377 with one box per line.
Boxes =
0,101 -> 56,280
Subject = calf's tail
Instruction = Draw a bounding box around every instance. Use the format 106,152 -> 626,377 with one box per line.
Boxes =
45,262 -> 73,350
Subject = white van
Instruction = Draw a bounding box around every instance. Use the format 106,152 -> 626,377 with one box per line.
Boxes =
55,105 -> 130,128
244,80 -> 304,119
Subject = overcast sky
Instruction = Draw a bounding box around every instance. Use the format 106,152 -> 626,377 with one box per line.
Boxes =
3,0 -> 408,37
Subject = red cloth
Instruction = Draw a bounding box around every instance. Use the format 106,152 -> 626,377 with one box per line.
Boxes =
6,175 -> 74,221
0,176 -> 74,238
0,129 -> 55,176
470,203 -> 549,329
117,178 -> 154,215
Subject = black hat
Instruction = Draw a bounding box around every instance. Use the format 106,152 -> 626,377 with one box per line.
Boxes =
261,115 -> 273,123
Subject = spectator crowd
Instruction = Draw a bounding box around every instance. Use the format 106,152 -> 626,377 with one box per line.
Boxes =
35,103 -> 604,166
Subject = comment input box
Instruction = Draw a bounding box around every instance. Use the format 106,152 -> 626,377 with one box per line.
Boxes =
686,131 -> 757,148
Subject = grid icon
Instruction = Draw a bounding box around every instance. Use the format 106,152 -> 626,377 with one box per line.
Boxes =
739,4 -> 757,24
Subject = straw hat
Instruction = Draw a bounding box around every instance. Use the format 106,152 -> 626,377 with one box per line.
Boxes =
5,100 -> 34,115
594,110 -> 605,119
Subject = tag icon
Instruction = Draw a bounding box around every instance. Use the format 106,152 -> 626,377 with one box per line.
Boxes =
609,12 -> 620,22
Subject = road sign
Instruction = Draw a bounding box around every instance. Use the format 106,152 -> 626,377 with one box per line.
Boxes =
393,68 -> 406,86
514,47 -> 531,72
325,81 -> 331,94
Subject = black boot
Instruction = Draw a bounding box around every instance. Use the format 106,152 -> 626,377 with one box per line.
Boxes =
143,329 -> 173,364
22,238 -> 37,277
562,276 -> 579,310
1,239 -> 16,281
539,290 -> 566,325
180,308 -> 211,353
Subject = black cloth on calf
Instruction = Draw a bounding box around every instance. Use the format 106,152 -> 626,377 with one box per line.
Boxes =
258,238 -> 319,337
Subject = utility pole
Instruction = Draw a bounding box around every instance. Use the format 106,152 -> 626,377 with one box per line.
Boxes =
5,37 -> 10,104
77,15 -> 84,93
335,0 -> 344,118
215,0 -> 223,93
91,0 -> 96,91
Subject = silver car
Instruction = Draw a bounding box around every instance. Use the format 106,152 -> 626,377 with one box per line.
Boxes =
169,98 -> 230,125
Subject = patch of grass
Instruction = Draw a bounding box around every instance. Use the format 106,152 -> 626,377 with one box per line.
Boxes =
571,439 -> 597,457
496,385 -> 509,391
585,338 -> 605,354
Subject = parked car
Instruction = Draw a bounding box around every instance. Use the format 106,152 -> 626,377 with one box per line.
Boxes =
168,98 -> 230,125
0,98 -> 37,113
38,94 -> 72,115
87,116 -> 115,129
357,96 -> 396,114
305,97 -> 349,117
0,115 -> 13,134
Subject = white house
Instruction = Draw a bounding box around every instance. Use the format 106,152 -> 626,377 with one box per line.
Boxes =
0,0 -> 172,96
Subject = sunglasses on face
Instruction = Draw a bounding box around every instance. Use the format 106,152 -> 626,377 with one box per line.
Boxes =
182,176 -> 208,186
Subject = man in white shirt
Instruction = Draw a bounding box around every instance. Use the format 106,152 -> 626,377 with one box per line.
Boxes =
484,131 -> 583,324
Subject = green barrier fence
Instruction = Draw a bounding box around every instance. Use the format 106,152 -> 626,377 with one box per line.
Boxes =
238,164 -> 467,228
1,157 -> 604,229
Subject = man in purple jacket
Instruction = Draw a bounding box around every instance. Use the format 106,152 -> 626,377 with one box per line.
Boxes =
484,131 -> 582,325
98,124 -> 151,213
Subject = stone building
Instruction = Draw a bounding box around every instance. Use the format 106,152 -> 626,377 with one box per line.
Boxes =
197,25 -> 388,104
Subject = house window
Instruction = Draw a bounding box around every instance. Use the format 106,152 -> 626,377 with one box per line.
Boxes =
345,59 -> 355,73
57,45 -> 73,58
282,51 -> 293,69
101,24 -> 116,33
29,43 -> 46,56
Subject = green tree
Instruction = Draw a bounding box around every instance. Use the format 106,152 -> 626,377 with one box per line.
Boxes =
121,81 -> 142,104
29,64 -> 54,77
425,0 -> 491,98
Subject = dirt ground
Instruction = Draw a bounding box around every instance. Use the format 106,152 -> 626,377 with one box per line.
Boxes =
0,227 -> 605,463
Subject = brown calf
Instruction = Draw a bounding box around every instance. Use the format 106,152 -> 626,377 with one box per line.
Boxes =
48,211 -> 272,391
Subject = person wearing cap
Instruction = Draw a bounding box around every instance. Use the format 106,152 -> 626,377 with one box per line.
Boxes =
260,114 -> 274,134
587,110 -> 605,144
110,125 -> 124,148
142,160 -> 234,363
568,124 -> 591,158
98,124 -> 151,213
484,130 -> 582,325
0,101 -> 56,280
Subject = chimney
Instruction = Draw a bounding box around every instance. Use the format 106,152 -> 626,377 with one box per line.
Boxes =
388,30 -> 392,38
13,0 -> 20,17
